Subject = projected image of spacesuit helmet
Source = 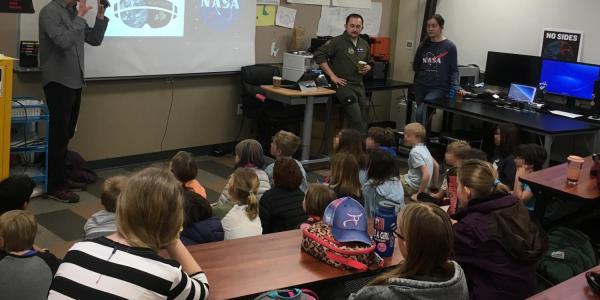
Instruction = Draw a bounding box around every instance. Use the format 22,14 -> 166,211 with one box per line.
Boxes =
113,0 -> 178,28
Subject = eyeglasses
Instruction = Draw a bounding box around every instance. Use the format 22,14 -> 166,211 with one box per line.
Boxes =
391,224 -> 405,240
113,0 -> 178,29
392,230 -> 405,241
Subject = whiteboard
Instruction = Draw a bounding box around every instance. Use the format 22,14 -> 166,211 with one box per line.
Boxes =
436,0 -> 600,70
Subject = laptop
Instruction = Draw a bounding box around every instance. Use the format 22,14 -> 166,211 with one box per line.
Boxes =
507,83 -> 537,103
280,71 -> 329,91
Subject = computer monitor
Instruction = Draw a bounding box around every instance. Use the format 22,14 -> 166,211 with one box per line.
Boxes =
484,51 -> 541,88
540,59 -> 600,100
507,83 -> 537,103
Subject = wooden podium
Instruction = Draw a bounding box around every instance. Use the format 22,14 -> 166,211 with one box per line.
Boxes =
0,56 -> 15,181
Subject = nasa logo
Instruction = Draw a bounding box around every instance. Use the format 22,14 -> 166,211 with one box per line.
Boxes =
197,0 -> 241,30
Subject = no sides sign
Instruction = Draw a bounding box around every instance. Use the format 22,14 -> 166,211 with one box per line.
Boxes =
541,29 -> 583,62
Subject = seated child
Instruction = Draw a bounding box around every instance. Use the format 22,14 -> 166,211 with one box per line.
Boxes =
171,151 -> 207,199
84,176 -> 127,240
265,130 -> 308,193
362,149 -> 404,217
0,210 -> 60,299
300,184 -> 337,230
453,160 -> 545,299
221,168 -> 263,240
349,203 -> 468,300
400,123 -> 436,199
512,144 -> 547,212
329,153 -> 364,205
181,190 -> 224,245
0,175 -> 35,215
334,129 -> 370,185
214,139 -> 271,219
260,158 -> 307,234
426,141 -> 471,212
49,168 -> 210,299
366,126 -> 397,157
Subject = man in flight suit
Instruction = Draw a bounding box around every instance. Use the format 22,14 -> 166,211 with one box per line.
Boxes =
314,13 -> 373,133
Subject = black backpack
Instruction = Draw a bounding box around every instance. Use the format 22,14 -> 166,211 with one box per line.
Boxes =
536,227 -> 598,290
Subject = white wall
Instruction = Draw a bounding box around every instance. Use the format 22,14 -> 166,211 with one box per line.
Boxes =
437,0 -> 600,70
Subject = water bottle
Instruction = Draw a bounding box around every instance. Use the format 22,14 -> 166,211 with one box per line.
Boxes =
373,201 -> 397,257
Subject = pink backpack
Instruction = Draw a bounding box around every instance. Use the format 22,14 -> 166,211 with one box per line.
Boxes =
301,222 -> 382,271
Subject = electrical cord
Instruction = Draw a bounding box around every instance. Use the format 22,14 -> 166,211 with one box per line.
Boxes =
160,78 -> 175,152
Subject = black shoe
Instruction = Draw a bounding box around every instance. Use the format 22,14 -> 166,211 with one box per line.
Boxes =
49,189 -> 80,203
66,179 -> 86,191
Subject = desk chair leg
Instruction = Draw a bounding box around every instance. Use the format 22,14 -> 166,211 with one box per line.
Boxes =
543,135 -> 553,168
301,96 -> 315,162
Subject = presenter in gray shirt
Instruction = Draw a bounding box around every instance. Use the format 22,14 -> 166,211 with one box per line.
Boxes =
39,0 -> 108,202
412,14 -> 465,124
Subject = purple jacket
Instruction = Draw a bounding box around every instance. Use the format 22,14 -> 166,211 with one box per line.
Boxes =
453,193 -> 546,300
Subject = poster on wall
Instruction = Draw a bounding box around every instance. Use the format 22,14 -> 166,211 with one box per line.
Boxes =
541,29 -> 583,62
0,0 -> 35,13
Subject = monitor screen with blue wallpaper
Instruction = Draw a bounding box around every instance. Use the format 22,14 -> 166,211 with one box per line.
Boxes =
540,59 -> 600,100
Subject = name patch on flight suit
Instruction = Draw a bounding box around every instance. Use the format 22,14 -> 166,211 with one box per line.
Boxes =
356,47 -> 367,59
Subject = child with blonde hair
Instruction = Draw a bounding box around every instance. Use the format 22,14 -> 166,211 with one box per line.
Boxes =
453,159 -> 545,299
84,175 -> 127,240
49,168 -> 210,299
300,184 -> 337,229
265,130 -> 308,192
0,210 -> 60,299
213,139 -> 271,219
222,168 -> 262,240
400,123 -> 436,199
350,203 -> 468,299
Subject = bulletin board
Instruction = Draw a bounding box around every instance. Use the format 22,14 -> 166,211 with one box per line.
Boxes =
255,0 -> 394,64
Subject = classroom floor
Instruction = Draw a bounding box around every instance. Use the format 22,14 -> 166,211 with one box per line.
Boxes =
30,154 -> 331,258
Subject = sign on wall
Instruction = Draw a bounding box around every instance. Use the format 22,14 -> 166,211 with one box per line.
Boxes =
0,0 -> 34,13
541,29 -> 583,62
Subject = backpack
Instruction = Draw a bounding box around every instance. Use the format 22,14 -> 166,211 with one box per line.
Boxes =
537,227 -> 598,289
301,222 -> 382,271
255,288 -> 318,300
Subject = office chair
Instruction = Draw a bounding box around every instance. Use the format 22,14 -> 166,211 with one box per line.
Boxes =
240,64 -> 304,150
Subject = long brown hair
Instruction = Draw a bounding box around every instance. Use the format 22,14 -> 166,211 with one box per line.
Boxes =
329,153 -> 362,198
334,129 -> 369,169
457,159 -> 510,198
369,203 -> 454,285
230,168 -> 260,220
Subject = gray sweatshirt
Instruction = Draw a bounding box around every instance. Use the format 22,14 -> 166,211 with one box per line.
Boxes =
348,261 -> 469,300
84,210 -> 116,240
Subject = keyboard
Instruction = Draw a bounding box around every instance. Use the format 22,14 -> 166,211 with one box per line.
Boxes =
549,110 -> 583,119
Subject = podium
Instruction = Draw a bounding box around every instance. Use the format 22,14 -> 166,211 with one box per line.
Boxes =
0,56 -> 15,180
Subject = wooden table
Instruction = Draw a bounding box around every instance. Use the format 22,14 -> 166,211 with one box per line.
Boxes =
260,85 -> 336,164
186,229 -> 403,299
520,156 -> 600,224
528,265 -> 600,300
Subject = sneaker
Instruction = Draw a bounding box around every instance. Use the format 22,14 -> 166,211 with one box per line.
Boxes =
66,179 -> 87,191
49,189 -> 80,203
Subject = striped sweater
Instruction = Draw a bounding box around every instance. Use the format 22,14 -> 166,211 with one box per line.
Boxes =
48,237 -> 209,300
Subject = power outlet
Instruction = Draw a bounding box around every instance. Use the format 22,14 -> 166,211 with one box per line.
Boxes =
236,104 -> 243,115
